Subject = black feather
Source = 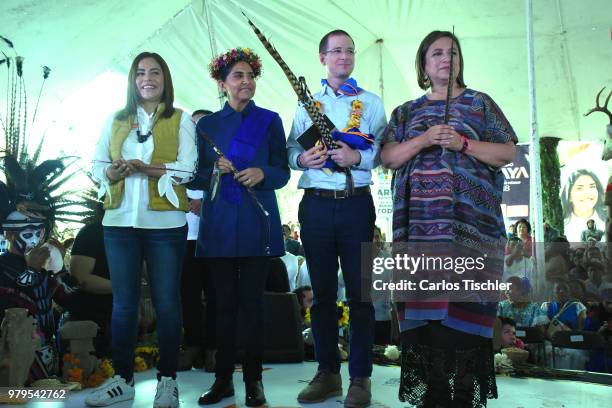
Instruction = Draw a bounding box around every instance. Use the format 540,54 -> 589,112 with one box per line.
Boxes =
0,35 -> 14,48
32,159 -> 65,185
3,155 -> 26,188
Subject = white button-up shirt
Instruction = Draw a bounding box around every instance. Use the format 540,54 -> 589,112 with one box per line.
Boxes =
92,106 -> 197,229
287,81 -> 387,189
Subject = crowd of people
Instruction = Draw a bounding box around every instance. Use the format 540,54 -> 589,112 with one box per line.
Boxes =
497,217 -> 611,371
0,26 -> 609,408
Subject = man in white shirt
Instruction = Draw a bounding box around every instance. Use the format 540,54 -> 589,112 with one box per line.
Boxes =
287,29 -> 386,407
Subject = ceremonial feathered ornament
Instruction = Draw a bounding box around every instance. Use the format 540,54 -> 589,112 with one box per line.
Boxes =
0,35 -> 89,233
243,14 -> 354,191
243,14 -> 336,148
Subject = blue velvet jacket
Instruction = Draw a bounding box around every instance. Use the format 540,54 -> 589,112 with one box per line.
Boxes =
190,101 -> 289,257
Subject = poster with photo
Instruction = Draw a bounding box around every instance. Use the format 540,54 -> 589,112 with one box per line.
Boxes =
558,141 -> 610,243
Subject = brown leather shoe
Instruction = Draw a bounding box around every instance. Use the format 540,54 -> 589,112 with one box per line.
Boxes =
297,370 -> 342,403
344,377 -> 371,408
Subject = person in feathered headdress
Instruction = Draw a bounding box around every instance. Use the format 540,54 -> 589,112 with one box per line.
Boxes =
0,154 -> 78,384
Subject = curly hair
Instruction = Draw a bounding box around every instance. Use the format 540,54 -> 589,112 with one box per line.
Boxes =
209,47 -> 262,81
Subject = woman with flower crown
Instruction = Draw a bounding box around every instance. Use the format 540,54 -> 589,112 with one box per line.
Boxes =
191,47 -> 289,406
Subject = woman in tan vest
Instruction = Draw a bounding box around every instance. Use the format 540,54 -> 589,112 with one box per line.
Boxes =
87,52 -> 196,408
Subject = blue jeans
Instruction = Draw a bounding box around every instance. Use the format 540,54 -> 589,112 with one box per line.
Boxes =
298,193 -> 376,378
104,225 -> 187,381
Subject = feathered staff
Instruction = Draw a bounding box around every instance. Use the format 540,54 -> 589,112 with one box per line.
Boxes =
443,26 -> 455,124
242,13 -> 354,191
242,13 -> 334,147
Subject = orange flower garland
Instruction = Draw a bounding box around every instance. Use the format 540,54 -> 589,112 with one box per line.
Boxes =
62,353 -> 83,385
62,354 -> 115,388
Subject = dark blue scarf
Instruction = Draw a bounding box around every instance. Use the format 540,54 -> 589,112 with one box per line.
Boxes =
221,106 -> 275,204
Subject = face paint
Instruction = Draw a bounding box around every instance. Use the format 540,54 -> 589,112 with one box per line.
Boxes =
16,227 -> 45,253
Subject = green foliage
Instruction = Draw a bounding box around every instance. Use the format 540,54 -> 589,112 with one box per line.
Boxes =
539,137 -> 563,235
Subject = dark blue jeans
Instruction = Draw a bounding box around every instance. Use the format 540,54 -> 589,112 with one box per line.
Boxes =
298,193 -> 376,378
104,225 -> 187,381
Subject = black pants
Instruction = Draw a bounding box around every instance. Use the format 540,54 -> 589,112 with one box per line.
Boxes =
181,240 -> 216,349
208,257 -> 269,382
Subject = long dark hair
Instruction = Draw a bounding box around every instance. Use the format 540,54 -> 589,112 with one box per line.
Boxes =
561,169 -> 606,222
116,52 -> 175,120
415,30 -> 467,91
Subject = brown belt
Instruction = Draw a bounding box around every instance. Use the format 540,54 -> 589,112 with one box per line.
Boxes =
304,186 -> 370,199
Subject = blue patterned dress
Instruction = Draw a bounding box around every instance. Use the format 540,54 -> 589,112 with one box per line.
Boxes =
384,89 -> 517,336
383,89 -> 518,407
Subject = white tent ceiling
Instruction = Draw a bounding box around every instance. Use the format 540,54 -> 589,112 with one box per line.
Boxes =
1,0 -> 612,145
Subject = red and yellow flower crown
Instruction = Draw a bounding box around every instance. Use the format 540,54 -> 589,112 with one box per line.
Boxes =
209,47 -> 262,80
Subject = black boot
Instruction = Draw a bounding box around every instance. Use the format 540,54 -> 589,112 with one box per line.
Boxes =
245,380 -> 266,407
198,378 -> 234,405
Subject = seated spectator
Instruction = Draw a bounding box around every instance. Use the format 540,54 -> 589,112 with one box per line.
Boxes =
497,276 -> 548,329
568,279 -> 587,304
585,290 -> 612,372
295,259 -> 311,289
580,219 -> 604,243
0,211 -> 76,382
541,281 -> 589,370
542,281 -> 587,333
598,259 -> 612,293
293,285 -> 313,324
65,220 -> 113,357
585,245 -> 603,264
571,246 -> 585,264
597,289 -> 612,341
499,317 -> 525,349
281,251 -> 299,291
543,252 -> 569,299
584,259 -> 606,297
282,224 -> 303,256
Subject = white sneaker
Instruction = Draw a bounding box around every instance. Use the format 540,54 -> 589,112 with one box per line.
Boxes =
85,375 -> 135,406
153,376 -> 179,408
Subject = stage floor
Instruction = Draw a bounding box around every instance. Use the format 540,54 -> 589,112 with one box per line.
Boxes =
11,361 -> 612,407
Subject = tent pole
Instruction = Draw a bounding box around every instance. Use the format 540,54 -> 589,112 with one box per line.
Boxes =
202,0 -> 224,109
526,0 -> 545,294
376,39 -> 385,106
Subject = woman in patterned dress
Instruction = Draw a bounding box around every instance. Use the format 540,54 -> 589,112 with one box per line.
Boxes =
381,31 -> 517,407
